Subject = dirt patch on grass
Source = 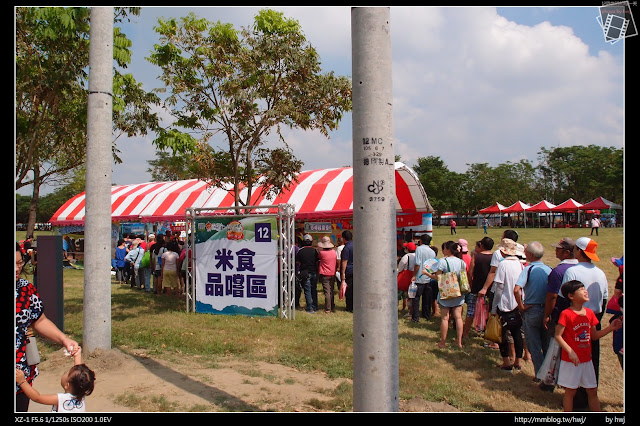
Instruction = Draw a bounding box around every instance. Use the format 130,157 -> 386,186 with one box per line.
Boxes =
26,348 -> 456,413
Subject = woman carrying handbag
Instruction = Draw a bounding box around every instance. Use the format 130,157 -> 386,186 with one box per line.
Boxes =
422,241 -> 466,348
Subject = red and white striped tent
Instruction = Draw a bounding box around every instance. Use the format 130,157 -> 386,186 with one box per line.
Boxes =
50,162 -> 433,225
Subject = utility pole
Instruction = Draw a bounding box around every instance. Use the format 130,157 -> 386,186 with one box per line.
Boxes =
351,7 -> 399,411
83,7 -> 113,352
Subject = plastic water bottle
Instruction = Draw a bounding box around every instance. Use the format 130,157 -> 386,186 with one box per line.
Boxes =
25,337 -> 40,365
408,282 -> 417,299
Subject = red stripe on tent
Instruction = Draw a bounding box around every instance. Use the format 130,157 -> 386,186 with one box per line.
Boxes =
248,187 -> 264,206
119,183 -> 170,217
298,169 -> 344,213
111,185 -> 148,213
65,195 -> 90,220
394,170 -> 417,212
267,170 -> 315,206
79,186 -> 129,219
248,179 -> 273,206
50,192 -> 85,222
217,182 -> 246,210
153,180 -> 201,216
178,185 -> 210,215
332,175 -> 353,211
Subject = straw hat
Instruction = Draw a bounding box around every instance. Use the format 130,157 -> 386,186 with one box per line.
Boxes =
498,238 -> 519,256
317,236 -> 334,248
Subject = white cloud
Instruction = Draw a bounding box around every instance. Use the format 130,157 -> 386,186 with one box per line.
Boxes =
21,6 -> 620,200
96,6 -> 628,189
386,7 -> 623,172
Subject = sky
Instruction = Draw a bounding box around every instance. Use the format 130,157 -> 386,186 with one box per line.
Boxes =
21,6 -> 628,194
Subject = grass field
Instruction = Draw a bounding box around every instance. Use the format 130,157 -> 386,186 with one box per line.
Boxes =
17,225 -> 624,412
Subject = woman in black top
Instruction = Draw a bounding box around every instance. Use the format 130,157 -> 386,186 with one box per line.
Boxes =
463,237 -> 494,338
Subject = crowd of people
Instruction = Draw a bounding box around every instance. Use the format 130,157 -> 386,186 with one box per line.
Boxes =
16,224 -> 623,412
399,229 -> 623,412
292,227 -> 623,410
15,230 -> 191,412
112,230 -> 189,299
294,230 -> 353,314
14,229 -> 192,412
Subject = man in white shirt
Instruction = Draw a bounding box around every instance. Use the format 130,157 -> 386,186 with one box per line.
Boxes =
562,238 -> 608,315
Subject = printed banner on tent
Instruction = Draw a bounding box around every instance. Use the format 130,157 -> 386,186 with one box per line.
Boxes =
395,212 -> 423,227
304,222 -> 332,233
194,216 -> 278,317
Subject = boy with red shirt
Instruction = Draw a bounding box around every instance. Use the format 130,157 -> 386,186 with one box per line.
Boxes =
555,280 -> 622,412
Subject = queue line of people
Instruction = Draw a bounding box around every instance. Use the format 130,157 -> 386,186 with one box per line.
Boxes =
296,227 -> 623,412
400,229 -> 623,412
17,224 -> 622,412
294,231 -> 353,314
113,231 -> 189,299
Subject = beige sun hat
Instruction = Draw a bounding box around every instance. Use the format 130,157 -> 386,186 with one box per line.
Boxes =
317,236 -> 335,248
498,238 -> 519,256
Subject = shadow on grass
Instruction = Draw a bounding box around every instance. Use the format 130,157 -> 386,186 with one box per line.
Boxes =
120,348 -> 262,412
397,316 -> 568,412
109,284 -> 185,321
428,331 -> 567,412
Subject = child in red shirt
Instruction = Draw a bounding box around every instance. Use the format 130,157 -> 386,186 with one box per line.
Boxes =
555,280 -> 622,412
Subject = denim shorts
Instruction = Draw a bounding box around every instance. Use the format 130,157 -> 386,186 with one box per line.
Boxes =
464,293 -> 477,318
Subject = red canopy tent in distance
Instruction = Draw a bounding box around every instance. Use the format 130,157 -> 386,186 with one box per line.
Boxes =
478,202 -> 506,226
502,201 -> 531,228
478,202 -> 506,214
478,197 -> 621,228
552,198 -> 583,212
527,200 -> 557,228
579,196 -> 622,211
502,201 -> 530,213
527,200 -> 557,212
50,162 -> 434,240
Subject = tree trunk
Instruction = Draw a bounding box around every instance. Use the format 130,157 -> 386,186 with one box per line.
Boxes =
26,168 -> 41,236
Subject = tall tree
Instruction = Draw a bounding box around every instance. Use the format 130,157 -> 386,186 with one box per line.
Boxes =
15,7 -> 159,235
462,162 -> 496,213
537,145 -> 623,205
149,9 -> 352,211
147,150 -> 205,181
412,156 -> 464,218
491,160 -> 537,204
